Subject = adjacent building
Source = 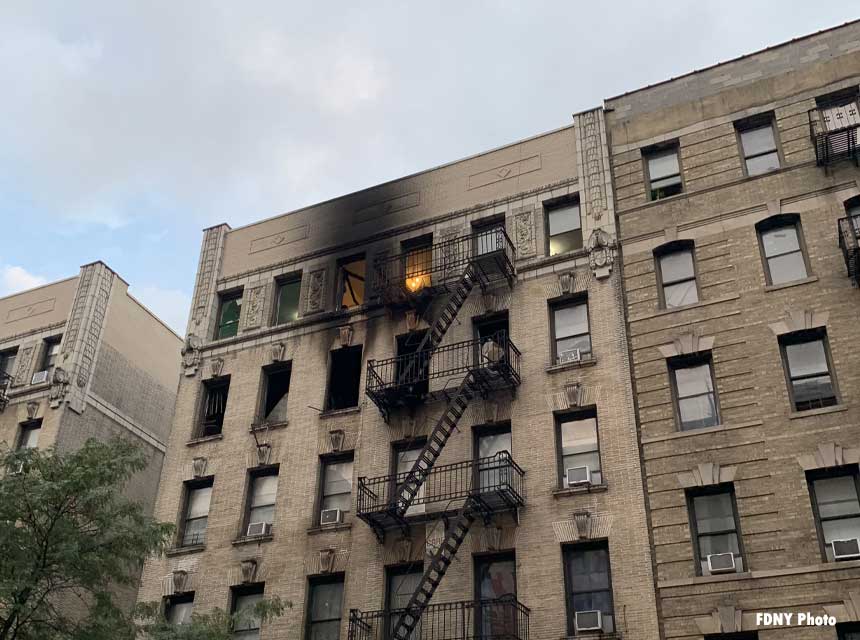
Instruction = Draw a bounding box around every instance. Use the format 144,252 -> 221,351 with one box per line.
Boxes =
606,20 -> 860,640
0,260 -> 182,608
136,114 -> 660,638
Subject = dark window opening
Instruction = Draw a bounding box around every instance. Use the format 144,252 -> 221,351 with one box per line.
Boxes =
704,634 -> 758,640
274,276 -> 301,325
563,541 -> 614,635
306,575 -> 344,640
756,215 -> 808,285
644,143 -> 683,200
165,592 -> 194,625
808,467 -> 860,563
326,346 -> 362,411
780,329 -> 838,412
199,376 -> 230,437
655,241 -> 699,308
668,353 -> 719,431
231,583 -> 264,640
555,409 -> 601,488
17,419 -> 42,450
475,552 -> 518,637
546,198 -> 583,256
339,255 -> 366,310
261,364 -> 291,424
385,563 -> 424,638
216,290 -> 243,339
180,478 -> 212,547
474,312 -> 509,369
396,330 -> 429,396
0,347 -> 18,380
687,485 -> 744,576
838,622 -> 860,640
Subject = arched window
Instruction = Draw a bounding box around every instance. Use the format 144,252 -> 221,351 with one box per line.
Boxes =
653,240 -> 699,309
755,214 -> 809,286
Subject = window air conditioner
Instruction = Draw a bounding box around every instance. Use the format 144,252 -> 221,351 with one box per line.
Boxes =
567,466 -> 591,487
706,552 -> 736,574
832,538 -> 860,560
320,508 -> 343,526
31,370 -> 49,385
574,610 -> 602,632
246,522 -> 273,537
558,348 -> 581,364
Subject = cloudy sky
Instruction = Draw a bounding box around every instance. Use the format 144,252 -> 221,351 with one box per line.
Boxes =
1,2 -> 857,334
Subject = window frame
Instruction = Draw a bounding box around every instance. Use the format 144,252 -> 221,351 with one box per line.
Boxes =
778,329 -> 840,412
164,591 -> 195,625
643,142 -> 684,201
686,484 -> 745,576
654,240 -> 700,310
324,345 -> 363,412
838,622 -> 860,640
561,540 -> 615,636
553,408 -> 602,489
16,419 -> 42,450
337,253 -> 367,311
197,375 -> 231,438
544,195 -> 584,257
178,477 -> 213,548
242,465 -> 280,536
401,233 -> 434,292
304,573 -> 345,640
755,214 -> 811,286
807,465 -> 860,563
230,582 -> 265,639
39,336 -> 62,373
735,114 -> 782,177
0,346 -> 18,380
316,451 -> 355,525
258,362 -> 292,426
548,295 -> 592,365
273,273 -> 302,326
215,289 -> 243,340
667,353 -> 720,431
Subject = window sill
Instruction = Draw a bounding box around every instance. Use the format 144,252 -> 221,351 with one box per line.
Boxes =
319,406 -> 361,419
789,404 -> 847,420
250,420 -> 288,432
628,293 -> 740,323
307,522 -> 352,535
639,419 -> 763,444
232,534 -> 274,546
546,357 -> 597,374
764,275 -> 819,292
186,433 -> 223,447
166,544 -> 206,557
553,483 -> 608,497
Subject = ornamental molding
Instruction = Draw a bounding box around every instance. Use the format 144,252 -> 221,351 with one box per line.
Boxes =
587,228 -> 615,280
677,462 -> 737,488
768,309 -> 829,336
658,332 -> 715,359
797,442 -> 860,471
511,206 -> 536,258
305,268 -> 327,315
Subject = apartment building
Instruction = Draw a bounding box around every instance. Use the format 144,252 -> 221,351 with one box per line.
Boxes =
136,110 -> 660,639
0,260 -> 182,608
606,20 -> 860,640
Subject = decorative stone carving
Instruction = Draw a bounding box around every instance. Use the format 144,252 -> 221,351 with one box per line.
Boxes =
319,548 -> 336,574
0,380 -> 9,413
657,332 -> 715,359
240,559 -> 258,584
512,207 -> 536,258
256,443 -> 272,466
573,510 -> 591,539
485,526 -> 503,551
26,401 -> 39,419
191,226 -> 226,331
329,429 -> 345,452
338,325 -> 353,348
172,570 -> 188,593
191,457 -> 208,478
271,342 -> 286,362
405,310 -> 419,332
395,537 -> 413,563
242,285 -> 266,331
181,334 -> 201,376
798,442 -> 860,471
558,272 -> 573,295
677,463 -> 737,488
77,267 -> 112,389
305,269 -> 327,315
209,357 -> 224,378
587,229 -> 615,279
12,344 -> 35,387
768,309 -> 829,336
564,382 -> 582,408
695,606 -> 743,635
824,590 -> 860,622
575,109 -> 608,221
49,367 -> 70,408
551,511 -> 612,542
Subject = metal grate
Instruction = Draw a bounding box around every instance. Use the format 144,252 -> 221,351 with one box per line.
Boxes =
809,107 -> 860,169
838,215 -> 860,286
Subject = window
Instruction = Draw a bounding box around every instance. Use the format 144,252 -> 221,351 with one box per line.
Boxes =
199,376 -> 230,437
244,469 -> 278,536
274,276 -> 301,325
306,576 -> 344,640
669,354 -> 719,431
556,411 -> 601,487
0,347 -> 17,380
392,440 -> 426,515
403,235 -> 433,293
644,144 -> 682,200
475,553 -> 517,638
39,337 -> 61,373
688,486 -> 744,575
546,199 -> 583,256
165,593 -> 194,625
562,542 -> 614,634
816,88 -> 860,132
319,454 -> 353,523
737,117 -> 780,176
838,622 -> 860,640
472,217 -> 506,256
338,255 -> 366,310
757,216 -> 808,285
396,331 -> 429,397
216,290 -> 243,339
808,468 -> 860,562
232,584 -> 264,640
475,424 -> 512,492
655,242 -> 699,308
385,563 -> 423,639
780,330 -> 838,411
550,299 -> 591,364
260,364 -> 291,425
180,479 -> 212,547
17,420 -> 41,450
325,346 -> 362,411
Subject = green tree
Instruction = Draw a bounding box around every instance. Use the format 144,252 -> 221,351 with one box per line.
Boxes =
133,598 -> 288,640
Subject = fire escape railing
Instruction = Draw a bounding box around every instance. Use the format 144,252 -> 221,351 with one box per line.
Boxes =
838,215 -> 860,286
357,451 -> 525,518
809,107 -> 860,168
348,597 -> 530,640
0,371 -> 12,412
374,227 -> 516,300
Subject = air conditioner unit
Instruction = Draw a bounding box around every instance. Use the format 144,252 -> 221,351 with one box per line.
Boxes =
246,521 -> 273,537
574,610 -> 602,632
320,508 -> 343,526
31,370 -> 49,385
567,466 -> 591,487
558,348 -> 581,364
706,552 -> 736,574
832,538 -> 860,560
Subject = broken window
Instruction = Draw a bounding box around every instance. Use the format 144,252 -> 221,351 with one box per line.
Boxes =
260,364 -> 291,424
199,376 -> 230,437
326,346 -> 362,411
403,235 -> 433,292
274,276 -> 301,325
338,256 -> 366,310
215,290 -> 243,339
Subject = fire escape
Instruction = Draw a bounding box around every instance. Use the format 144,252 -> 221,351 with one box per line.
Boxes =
351,227 -> 528,640
808,97 -> 860,171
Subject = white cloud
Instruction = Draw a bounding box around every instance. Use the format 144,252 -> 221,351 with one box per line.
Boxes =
0,265 -> 48,296
130,285 -> 191,336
